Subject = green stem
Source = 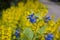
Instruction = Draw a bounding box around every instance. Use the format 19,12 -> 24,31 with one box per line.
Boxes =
32,20 -> 41,40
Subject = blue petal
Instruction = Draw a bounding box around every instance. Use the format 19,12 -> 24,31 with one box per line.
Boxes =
48,34 -> 54,38
30,13 -> 34,17
45,33 -> 54,40
27,13 -> 38,23
30,18 -> 36,23
46,16 -> 51,20
15,30 -> 20,38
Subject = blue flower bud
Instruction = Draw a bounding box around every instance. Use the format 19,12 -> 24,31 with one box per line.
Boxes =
15,29 -> 20,38
46,16 -> 51,20
27,13 -> 38,23
44,16 -> 51,23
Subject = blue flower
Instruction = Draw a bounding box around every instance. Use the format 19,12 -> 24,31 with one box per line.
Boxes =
45,33 -> 54,40
46,16 -> 51,20
27,13 -> 38,23
15,29 -> 20,38
44,16 -> 51,23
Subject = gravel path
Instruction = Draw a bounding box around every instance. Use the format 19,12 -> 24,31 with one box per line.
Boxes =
40,0 -> 60,20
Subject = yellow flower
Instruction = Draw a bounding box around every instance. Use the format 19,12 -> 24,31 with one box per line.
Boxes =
41,36 -> 45,40
38,20 -> 45,27
51,14 -> 56,19
31,25 -> 36,31
48,26 -> 52,31
13,36 -> 16,39
48,20 -> 55,27
36,26 -> 40,32
25,21 -> 32,27
55,31 -> 59,39
56,19 -> 60,26
20,33 -> 24,38
18,2 -> 24,7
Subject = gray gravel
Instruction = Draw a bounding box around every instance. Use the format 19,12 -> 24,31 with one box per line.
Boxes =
40,0 -> 60,20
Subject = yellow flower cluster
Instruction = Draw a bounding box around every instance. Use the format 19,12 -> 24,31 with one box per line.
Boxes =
2,0 -> 48,30
0,26 -> 2,40
0,0 -> 60,40
1,25 -> 12,40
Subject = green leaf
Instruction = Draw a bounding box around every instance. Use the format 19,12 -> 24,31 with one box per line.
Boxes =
36,38 -> 40,40
23,28 -> 34,40
21,35 -> 28,40
38,26 -> 47,35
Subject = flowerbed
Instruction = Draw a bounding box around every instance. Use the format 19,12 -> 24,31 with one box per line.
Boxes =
0,0 -> 60,40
